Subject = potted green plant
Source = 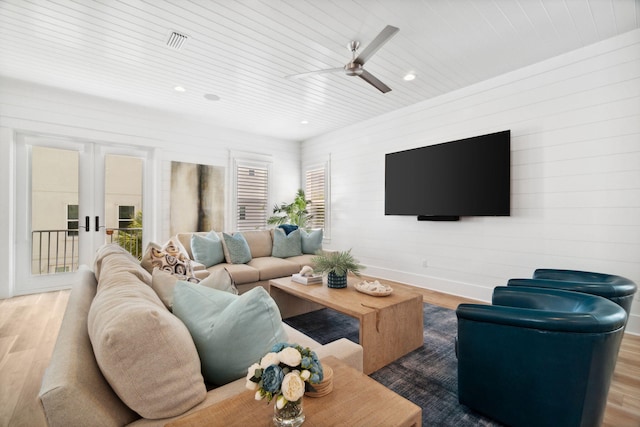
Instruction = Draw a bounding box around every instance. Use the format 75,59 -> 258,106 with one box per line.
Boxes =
267,189 -> 313,229
311,249 -> 364,288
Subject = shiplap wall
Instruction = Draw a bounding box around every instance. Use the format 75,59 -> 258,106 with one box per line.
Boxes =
0,78 -> 300,298
302,29 -> 640,333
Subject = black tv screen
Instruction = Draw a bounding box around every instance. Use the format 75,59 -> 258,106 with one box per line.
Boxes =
385,130 -> 510,218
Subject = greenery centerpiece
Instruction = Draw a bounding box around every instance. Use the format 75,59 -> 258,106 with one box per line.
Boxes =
267,189 -> 312,229
311,249 -> 363,288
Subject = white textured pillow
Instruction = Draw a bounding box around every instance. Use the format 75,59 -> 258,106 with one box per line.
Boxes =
88,275 -> 206,419
152,268 -> 237,310
200,268 -> 238,295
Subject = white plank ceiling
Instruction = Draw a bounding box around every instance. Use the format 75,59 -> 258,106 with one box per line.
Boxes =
1,0 -> 639,140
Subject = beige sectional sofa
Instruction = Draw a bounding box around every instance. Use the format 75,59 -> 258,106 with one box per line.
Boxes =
175,229 -> 320,294
39,244 -> 362,427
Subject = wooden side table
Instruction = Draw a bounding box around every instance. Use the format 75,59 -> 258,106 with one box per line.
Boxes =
167,356 -> 421,427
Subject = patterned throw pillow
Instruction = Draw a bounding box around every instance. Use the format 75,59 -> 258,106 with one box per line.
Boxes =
141,238 -> 195,277
222,233 -> 252,264
272,228 -> 302,258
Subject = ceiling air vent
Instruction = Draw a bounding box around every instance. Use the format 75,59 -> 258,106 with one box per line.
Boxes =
166,31 -> 189,50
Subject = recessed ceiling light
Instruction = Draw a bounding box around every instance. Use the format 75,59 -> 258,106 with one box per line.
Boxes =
204,93 -> 220,101
300,120 -> 309,125
174,85 -> 186,92
403,73 -> 416,81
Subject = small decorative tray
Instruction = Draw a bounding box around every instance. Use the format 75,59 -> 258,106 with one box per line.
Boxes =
355,280 -> 393,297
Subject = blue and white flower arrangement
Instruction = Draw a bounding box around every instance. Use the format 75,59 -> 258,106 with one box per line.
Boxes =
246,342 -> 324,409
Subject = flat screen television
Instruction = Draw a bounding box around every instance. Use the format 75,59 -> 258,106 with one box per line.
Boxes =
385,130 -> 510,220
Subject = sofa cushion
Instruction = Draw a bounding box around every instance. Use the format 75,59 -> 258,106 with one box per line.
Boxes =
283,254 -> 317,270
242,230 -> 273,258
248,256 -> 300,281
191,231 -> 225,267
94,244 -> 152,287
173,283 -> 288,386
88,253 -> 206,419
301,229 -> 323,254
39,265 -> 140,427
272,228 -> 302,258
175,232 -> 208,260
222,263 -> 260,285
222,232 -> 252,264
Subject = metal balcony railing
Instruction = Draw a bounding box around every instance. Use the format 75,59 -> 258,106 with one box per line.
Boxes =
31,228 -> 142,275
31,229 -> 79,274
105,228 -> 143,260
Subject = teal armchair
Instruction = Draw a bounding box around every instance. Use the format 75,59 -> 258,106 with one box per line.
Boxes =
456,286 -> 627,427
508,268 -> 637,316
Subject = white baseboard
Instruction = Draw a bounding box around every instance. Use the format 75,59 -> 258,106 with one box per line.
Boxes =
625,314 -> 639,336
361,265 -> 493,304
362,264 -> 640,336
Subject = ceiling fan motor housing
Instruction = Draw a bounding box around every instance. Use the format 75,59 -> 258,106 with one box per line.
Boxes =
344,62 -> 363,76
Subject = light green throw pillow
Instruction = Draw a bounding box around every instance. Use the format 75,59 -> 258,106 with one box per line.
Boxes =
272,228 -> 302,258
222,232 -> 252,264
191,231 -> 225,267
301,229 -> 323,254
172,283 -> 288,386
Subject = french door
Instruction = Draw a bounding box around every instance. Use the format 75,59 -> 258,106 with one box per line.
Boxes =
15,133 -> 153,295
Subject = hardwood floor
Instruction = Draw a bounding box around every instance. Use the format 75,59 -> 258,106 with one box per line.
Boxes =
0,290 -> 69,427
1,282 -> 638,427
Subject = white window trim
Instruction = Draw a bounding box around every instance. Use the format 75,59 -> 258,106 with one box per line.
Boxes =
229,150 -> 273,231
303,155 -> 331,240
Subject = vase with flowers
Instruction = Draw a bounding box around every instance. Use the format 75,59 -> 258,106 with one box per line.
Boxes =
246,343 -> 324,427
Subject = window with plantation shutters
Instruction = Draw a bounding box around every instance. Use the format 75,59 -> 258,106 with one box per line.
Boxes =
305,165 -> 326,230
236,165 -> 268,231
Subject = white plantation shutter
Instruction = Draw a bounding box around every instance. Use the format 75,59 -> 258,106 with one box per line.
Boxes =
305,166 -> 325,230
236,165 -> 268,231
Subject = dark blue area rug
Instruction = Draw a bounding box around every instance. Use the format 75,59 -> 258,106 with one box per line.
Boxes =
284,303 -> 503,427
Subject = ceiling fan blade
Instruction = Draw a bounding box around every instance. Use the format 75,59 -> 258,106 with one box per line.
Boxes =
358,69 -> 392,93
285,67 -> 344,79
354,25 -> 399,65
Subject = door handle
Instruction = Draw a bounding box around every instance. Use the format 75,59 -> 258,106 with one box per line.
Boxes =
95,216 -> 100,232
85,216 -> 90,232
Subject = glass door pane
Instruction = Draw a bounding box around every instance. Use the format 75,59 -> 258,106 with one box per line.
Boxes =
30,146 -> 80,275
15,136 -> 153,296
104,154 -> 143,259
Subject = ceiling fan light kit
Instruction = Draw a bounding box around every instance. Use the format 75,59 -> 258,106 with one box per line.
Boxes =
287,25 -> 399,93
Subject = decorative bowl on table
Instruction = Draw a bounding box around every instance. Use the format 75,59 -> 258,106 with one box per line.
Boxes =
355,280 -> 393,296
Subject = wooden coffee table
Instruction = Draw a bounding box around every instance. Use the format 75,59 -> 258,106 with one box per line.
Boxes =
269,276 -> 424,374
167,356 -> 421,427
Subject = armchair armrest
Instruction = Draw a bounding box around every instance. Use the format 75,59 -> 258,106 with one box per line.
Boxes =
508,277 -> 636,298
456,286 -> 626,333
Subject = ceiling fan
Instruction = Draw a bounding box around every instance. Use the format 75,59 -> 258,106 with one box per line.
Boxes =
286,25 -> 399,93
